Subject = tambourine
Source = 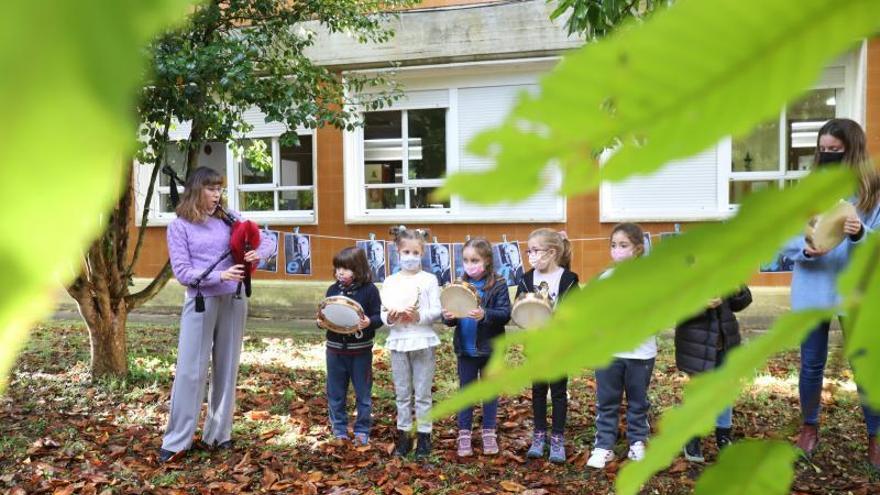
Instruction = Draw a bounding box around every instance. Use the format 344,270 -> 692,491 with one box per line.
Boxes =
318,296 -> 365,335
512,281 -> 553,329
380,276 -> 421,313
440,280 -> 480,318
805,200 -> 857,252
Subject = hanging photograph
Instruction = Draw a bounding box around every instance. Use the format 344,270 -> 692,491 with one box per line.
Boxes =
284,233 -> 312,276
387,242 -> 400,276
493,241 -> 524,287
256,230 -> 279,273
760,252 -> 795,273
423,243 -> 452,286
452,243 -> 465,280
643,232 -> 653,255
357,240 -> 387,283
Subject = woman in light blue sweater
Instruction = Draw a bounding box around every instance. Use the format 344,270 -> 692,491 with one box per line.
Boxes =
781,118 -> 880,469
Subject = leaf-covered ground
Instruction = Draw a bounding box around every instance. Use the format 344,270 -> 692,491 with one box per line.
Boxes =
0,321 -> 876,494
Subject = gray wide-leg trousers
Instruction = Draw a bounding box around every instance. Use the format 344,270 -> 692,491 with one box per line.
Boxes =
162,294 -> 247,452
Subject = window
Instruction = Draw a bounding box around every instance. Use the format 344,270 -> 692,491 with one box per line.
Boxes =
156,141 -> 228,213
729,88 -> 840,206
343,72 -> 566,224
143,129 -> 316,224
236,135 -> 316,214
363,109 -> 450,210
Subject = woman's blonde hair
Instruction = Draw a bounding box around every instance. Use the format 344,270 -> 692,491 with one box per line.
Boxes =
528,228 -> 572,269
815,118 -> 880,213
176,167 -> 225,223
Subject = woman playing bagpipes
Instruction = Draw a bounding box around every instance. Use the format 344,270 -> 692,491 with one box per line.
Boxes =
158,166 -> 276,462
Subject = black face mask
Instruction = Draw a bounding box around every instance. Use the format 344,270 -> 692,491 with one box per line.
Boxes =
817,151 -> 845,166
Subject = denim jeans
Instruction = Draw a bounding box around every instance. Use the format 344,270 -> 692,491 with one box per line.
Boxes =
457,355 -> 498,430
800,321 -> 880,436
326,349 -> 373,437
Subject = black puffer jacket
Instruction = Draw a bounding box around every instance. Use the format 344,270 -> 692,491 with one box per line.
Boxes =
674,287 -> 752,375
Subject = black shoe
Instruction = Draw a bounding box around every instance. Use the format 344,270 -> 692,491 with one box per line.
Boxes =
158,448 -> 178,463
683,437 -> 704,463
216,440 -> 233,450
395,429 -> 412,457
415,432 -> 431,459
715,428 -> 733,451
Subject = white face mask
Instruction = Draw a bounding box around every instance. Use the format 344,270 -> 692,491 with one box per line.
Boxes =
399,254 -> 422,272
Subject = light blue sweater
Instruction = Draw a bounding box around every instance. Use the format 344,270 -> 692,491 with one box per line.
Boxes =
781,200 -> 880,310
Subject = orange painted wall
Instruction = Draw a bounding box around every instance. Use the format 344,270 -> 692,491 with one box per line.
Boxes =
130,39 -> 880,286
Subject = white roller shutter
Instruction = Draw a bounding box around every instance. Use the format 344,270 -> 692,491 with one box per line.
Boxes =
456,84 -> 565,222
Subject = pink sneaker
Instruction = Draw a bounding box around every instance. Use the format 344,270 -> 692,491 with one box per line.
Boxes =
457,430 -> 473,457
482,429 -> 499,455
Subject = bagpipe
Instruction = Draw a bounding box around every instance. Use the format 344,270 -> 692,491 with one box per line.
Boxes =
163,166 -> 261,313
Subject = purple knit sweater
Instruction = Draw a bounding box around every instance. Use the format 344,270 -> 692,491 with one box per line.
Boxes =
166,211 -> 277,298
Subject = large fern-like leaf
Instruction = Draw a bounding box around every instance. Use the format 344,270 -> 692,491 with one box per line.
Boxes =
431,168 -> 852,422
0,0 -> 192,390
617,310 -> 828,495
693,440 -> 801,495
438,0 -> 880,204
836,231 -> 880,409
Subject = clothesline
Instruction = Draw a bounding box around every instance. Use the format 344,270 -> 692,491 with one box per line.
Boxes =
265,230 -> 671,244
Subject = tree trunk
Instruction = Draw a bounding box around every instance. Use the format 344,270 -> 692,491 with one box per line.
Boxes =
79,295 -> 129,378
67,164 -> 134,379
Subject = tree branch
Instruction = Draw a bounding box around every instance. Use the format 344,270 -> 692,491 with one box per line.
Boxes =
126,260 -> 174,310
126,111 -> 172,279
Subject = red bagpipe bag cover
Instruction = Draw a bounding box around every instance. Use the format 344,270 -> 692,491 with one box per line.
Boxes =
229,220 -> 262,273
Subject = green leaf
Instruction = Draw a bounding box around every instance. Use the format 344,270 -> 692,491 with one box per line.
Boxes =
617,310 -> 828,495
0,0 -> 192,390
693,440 -> 801,495
438,0 -> 880,204
431,167 -> 853,422
836,230 -> 880,409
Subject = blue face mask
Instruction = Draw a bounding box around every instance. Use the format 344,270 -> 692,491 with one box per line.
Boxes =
400,254 -> 422,272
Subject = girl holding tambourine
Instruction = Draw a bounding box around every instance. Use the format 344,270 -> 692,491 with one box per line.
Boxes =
441,237 -> 511,458
317,247 -> 382,446
159,167 -> 276,463
780,118 -> 880,469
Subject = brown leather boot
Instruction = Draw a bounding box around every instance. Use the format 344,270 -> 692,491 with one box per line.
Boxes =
795,424 -> 819,456
869,435 -> 880,470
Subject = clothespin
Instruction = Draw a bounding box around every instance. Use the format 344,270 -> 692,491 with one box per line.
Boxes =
369,232 -> 376,241
433,236 -> 438,244
502,234 -> 508,243
263,223 -> 270,232
674,223 -> 681,233
466,235 -> 471,242
294,226 -> 300,234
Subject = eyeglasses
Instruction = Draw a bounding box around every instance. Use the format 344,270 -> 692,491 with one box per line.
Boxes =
526,249 -> 548,256
206,186 -> 226,194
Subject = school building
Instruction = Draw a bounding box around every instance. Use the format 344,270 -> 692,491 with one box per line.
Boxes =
129,0 -> 880,287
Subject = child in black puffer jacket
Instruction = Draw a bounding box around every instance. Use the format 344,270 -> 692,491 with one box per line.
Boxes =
675,287 -> 752,462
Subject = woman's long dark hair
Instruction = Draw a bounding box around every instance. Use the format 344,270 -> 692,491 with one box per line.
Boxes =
815,118 -> 879,212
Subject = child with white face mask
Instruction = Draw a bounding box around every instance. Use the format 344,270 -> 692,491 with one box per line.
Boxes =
442,238 -> 511,457
518,228 -> 580,464
587,223 -> 657,470
381,227 -> 442,459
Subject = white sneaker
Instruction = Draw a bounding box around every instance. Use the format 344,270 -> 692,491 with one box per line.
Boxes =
586,448 -> 615,469
628,441 -> 646,461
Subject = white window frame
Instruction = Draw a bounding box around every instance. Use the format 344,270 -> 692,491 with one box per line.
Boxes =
137,128 -> 318,226
342,58 -> 567,224
358,102 -> 454,216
